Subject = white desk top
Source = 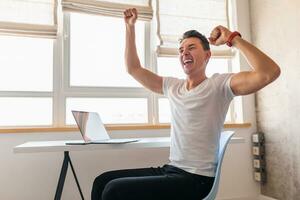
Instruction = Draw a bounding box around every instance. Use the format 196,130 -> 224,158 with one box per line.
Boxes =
13,137 -> 171,153
14,136 -> 244,154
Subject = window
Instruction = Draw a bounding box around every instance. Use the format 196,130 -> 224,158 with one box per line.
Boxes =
0,97 -> 52,126
0,36 -> 53,91
0,0 -> 241,128
69,13 -> 145,88
66,98 -> 148,124
63,13 -> 150,126
0,36 -> 53,126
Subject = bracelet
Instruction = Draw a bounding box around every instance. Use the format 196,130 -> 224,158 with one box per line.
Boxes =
226,31 -> 242,47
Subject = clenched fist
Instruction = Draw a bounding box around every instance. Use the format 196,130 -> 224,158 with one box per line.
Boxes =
209,25 -> 233,46
124,8 -> 138,26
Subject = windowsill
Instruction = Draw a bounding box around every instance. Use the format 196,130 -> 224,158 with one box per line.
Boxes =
0,123 -> 251,133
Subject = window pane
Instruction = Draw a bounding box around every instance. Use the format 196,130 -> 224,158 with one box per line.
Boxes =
157,57 -> 229,78
158,98 -> 171,123
0,36 -> 53,91
158,98 -> 232,123
66,98 -> 148,124
157,57 -> 185,79
70,13 -> 145,87
206,59 -> 229,77
225,108 -> 232,123
0,97 -> 52,126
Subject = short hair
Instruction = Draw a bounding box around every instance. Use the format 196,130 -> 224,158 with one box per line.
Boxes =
179,30 -> 210,51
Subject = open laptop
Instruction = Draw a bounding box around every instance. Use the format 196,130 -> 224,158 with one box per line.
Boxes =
66,111 -> 139,145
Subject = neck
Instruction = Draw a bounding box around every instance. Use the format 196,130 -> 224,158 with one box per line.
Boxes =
186,73 -> 207,90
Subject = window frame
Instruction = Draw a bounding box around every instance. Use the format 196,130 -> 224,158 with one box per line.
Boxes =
0,36 -> 54,127
0,7 -> 242,128
59,13 -> 154,126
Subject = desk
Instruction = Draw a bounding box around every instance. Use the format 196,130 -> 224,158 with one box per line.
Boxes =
14,137 -> 171,200
13,135 -> 244,200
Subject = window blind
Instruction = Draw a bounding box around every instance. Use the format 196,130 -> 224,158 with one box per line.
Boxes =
62,0 -> 153,21
156,0 -> 233,57
0,0 -> 57,38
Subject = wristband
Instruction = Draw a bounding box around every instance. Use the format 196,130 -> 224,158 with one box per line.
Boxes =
226,31 -> 241,47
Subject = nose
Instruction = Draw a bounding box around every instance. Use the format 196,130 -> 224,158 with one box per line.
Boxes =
181,48 -> 190,56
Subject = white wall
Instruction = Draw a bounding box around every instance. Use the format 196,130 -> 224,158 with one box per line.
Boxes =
250,0 -> 300,199
0,126 -> 259,200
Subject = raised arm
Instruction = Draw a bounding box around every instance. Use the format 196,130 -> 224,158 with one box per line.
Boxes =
209,26 -> 281,96
124,8 -> 163,94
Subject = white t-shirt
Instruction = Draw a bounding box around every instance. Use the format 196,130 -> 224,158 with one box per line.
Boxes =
162,73 -> 235,177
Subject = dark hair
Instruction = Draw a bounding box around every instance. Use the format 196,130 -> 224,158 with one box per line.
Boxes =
179,30 -> 210,51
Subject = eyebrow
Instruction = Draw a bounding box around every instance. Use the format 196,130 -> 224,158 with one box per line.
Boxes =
179,44 -> 196,52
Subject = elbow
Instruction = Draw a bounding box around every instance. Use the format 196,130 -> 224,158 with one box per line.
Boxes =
126,67 -> 133,75
274,65 -> 281,79
125,64 -> 134,75
126,63 -> 142,76
271,65 -> 281,81
126,66 -> 138,76
265,65 -> 281,84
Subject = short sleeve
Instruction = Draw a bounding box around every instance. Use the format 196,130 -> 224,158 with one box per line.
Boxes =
162,77 -> 180,97
212,73 -> 236,101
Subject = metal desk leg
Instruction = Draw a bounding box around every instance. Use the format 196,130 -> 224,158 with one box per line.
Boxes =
54,151 -> 84,200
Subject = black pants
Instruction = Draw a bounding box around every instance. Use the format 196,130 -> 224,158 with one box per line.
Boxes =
91,164 -> 214,200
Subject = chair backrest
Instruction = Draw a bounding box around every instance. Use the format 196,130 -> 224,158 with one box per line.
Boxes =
202,131 -> 235,200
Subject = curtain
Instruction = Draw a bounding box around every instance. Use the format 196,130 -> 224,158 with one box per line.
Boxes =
0,0 -> 57,38
156,0 -> 233,57
62,0 -> 153,21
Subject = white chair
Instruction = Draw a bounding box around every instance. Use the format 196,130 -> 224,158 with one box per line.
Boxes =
203,131 -> 235,200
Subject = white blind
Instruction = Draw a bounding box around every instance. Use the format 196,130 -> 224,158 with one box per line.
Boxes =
156,0 -> 232,57
62,0 -> 153,21
0,0 -> 57,38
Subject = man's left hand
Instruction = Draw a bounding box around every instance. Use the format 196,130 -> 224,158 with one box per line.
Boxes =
209,25 -> 232,46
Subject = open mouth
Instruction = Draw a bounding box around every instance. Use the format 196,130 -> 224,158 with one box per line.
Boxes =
183,59 -> 193,66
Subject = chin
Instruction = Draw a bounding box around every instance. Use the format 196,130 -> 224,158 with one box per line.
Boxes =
183,66 -> 193,75
183,69 -> 192,75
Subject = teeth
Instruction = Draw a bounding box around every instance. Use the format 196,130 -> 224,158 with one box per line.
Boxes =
184,59 -> 193,64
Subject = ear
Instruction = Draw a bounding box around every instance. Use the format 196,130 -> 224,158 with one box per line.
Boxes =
205,51 -> 211,63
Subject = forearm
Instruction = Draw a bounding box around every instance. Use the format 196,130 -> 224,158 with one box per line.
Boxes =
232,37 -> 281,81
125,24 -> 142,74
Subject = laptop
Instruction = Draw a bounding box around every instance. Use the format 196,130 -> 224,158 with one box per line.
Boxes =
66,110 -> 139,145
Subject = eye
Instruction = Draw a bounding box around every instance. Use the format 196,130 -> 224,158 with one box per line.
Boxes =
189,46 -> 195,50
179,49 -> 183,54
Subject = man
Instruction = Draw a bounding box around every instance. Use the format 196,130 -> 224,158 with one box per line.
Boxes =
91,8 -> 280,200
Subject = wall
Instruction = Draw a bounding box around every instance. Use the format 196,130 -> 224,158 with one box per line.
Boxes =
0,127 -> 258,200
250,0 -> 300,199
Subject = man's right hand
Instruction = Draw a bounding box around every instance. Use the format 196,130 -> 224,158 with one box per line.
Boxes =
124,7 -> 163,94
124,8 -> 138,26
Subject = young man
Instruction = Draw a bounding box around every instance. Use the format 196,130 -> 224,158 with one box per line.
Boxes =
91,8 -> 280,200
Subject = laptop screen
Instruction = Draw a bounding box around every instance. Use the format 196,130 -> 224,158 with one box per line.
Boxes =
72,111 -> 110,142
